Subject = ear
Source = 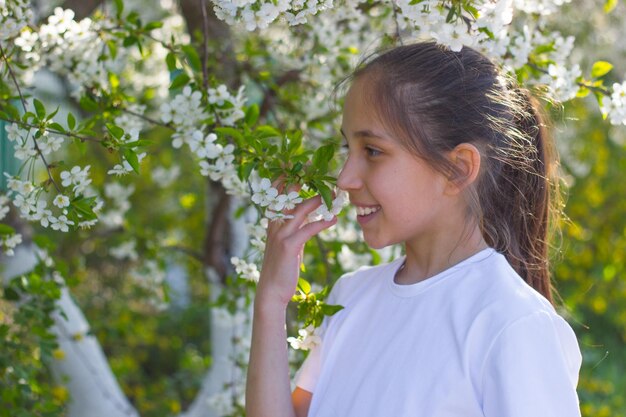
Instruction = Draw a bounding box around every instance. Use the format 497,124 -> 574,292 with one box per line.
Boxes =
444,143 -> 481,195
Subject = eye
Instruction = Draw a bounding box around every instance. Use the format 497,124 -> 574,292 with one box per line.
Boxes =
365,146 -> 382,157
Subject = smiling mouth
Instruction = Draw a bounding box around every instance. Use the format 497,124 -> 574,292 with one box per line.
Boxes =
356,206 -> 381,216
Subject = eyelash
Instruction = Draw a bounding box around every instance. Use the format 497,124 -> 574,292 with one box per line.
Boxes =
340,144 -> 382,158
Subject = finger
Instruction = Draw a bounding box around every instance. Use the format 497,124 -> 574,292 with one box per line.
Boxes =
290,216 -> 337,248
271,176 -> 284,194
288,194 -> 326,226
267,194 -> 322,235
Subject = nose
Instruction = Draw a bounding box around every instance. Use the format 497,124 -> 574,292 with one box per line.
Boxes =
337,155 -> 362,192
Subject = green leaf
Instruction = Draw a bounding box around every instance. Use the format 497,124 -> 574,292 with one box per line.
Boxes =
287,134 -> 303,153
67,112 -> 76,130
114,0 -> 124,18
169,72 -> 190,90
317,182 -> 333,209
255,125 -> 281,140
0,224 -> 16,235
48,122 -> 65,133
124,139 -> 152,148
123,35 -> 138,48
106,124 -> 124,140
143,21 -> 163,31
79,95 -> 99,112
321,303 -> 344,316
215,127 -> 245,143
74,137 -> 88,154
245,104 -> 260,126
312,144 -> 335,170
238,160 -> 256,181
604,0 -> 618,13
122,149 -> 140,173
33,235 -> 55,251
106,40 -> 118,60
291,161 -> 303,174
71,197 -> 98,220
591,61 -> 613,78
182,45 -> 201,72
297,278 -> 312,295
33,99 -> 45,119
576,86 -> 590,98
166,52 -> 177,72
109,72 -> 120,89
46,105 -> 60,120
127,11 -> 141,25
3,286 -> 20,301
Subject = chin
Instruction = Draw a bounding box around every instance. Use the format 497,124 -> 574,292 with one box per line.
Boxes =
363,236 -> 394,250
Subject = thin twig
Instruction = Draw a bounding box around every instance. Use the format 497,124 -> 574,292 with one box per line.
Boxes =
1,44 -> 64,191
33,140 -> 62,192
164,244 -> 205,263
200,0 -> 210,92
120,107 -> 175,130
0,117 -> 102,143
527,62 -> 612,96
0,43 -> 28,112
391,2 -> 404,45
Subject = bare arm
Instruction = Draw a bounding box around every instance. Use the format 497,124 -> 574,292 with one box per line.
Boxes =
245,193 -> 336,417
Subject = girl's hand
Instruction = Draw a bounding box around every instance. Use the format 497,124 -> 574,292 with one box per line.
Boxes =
256,187 -> 337,309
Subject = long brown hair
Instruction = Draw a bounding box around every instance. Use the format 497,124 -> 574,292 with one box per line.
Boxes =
349,42 -> 559,303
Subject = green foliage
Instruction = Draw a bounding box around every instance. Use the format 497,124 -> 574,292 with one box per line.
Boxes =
0,263 -> 65,417
555,99 -> 626,417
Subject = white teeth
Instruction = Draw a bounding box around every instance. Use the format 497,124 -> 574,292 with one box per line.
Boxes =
356,206 -> 380,216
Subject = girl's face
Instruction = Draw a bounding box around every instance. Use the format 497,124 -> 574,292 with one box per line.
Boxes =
337,79 -> 459,250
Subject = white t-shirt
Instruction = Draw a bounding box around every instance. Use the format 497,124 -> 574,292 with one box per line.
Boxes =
295,248 -> 582,417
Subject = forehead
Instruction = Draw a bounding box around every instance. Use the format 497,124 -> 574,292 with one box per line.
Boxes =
341,77 -> 386,132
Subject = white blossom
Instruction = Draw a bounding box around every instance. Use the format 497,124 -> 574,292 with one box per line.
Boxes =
250,178 -> 278,207
110,240 -> 138,261
287,324 -> 322,350
601,82 -> 626,126
52,194 -> 69,208
231,256 -> 260,282
307,190 -> 348,222
160,86 -> 206,130
60,165 -> 92,194
49,214 -> 74,232
151,165 -> 181,186
0,195 -> 9,221
1,233 -> 23,256
540,63 -> 581,102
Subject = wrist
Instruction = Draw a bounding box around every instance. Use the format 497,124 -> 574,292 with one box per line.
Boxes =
254,289 -> 290,316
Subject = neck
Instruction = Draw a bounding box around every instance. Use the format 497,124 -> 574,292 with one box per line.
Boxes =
395,221 -> 488,285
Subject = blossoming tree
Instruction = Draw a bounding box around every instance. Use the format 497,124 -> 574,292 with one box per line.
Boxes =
1,0 -> 625,416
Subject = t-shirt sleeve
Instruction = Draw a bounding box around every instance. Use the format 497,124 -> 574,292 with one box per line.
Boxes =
482,310 -> 582,417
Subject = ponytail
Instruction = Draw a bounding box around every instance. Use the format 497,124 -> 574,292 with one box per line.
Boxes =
480,88 -> 558,304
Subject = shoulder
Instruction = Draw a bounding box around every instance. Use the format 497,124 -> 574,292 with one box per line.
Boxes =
464,250 -> 555,320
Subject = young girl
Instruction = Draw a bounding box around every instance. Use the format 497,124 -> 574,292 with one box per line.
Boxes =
246,42 -> 582,417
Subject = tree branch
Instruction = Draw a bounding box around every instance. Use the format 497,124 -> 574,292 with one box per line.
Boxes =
200,0 -> 210,92
61,0 -> 105,20
202,181 -> 231,280
0,117 -> 102,143
0,44 -> 28,112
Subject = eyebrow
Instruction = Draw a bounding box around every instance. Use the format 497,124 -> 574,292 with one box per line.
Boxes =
340,128 -> 387,140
